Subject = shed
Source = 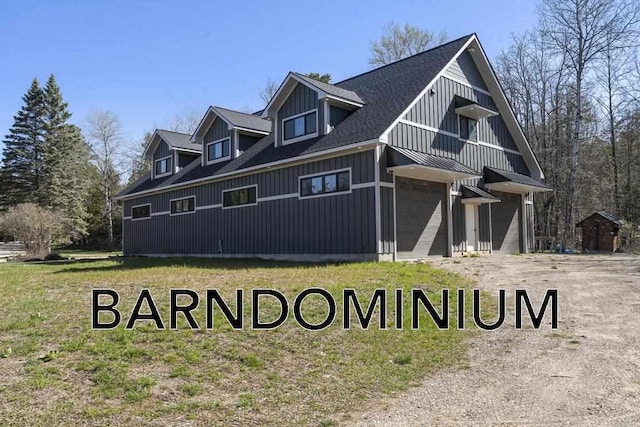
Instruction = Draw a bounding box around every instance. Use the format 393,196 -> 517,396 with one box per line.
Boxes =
576,211 -> 622,253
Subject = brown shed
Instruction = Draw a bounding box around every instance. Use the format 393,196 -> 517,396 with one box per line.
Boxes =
576,211 -> 622,253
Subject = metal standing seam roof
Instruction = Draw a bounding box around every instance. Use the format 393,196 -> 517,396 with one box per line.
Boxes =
388,146 -> 480,175
484,167 -> 552,190
460,185 -> 499,200
118,35 -> 475,198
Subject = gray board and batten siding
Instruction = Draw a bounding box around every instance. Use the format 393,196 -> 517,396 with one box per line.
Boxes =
275,83 -> 323,147
123,150 -> 379,258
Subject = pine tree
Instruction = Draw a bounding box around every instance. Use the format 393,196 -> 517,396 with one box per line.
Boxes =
0,79 -> 46,206
41,74 -> 91,237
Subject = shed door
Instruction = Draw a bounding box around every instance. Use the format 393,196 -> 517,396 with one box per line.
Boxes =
396,178 -> 448,258
492,192 -> 521,253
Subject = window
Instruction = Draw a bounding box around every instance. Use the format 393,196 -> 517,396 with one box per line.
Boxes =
155,157 -> 171,177
459,116 -> 477,142
132,204 -> 151,220
283,110 -> 317,142
207,138 -> 231,163
222,186 -> 257,208
300,170 -> 350,197
170,196 -> 195,215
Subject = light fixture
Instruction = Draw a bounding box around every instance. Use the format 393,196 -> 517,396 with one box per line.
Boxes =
468,47 -> 476,53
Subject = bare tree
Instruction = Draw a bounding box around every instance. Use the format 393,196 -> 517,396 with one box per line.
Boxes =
540,0 -> 640,246
85,110 -> 125,248
369,23 -> 447,67
0,203 -> 67,258
260,79 -> 279,105
168,109 -> 202,134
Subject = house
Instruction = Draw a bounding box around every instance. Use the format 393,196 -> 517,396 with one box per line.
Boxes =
116,34 -> 552,261
576,211 -> 622,253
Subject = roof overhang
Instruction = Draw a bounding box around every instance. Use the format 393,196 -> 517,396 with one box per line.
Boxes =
455,103 -> 498,120
142,130 -> 163,160
387,147 -> 481,183
484,167 -> 553,193
460,185 -> 500,204
191,106 -> 218,143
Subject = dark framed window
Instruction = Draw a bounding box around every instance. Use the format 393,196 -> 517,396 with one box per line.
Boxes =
300,170 -> 350,197
283,111 -> 317,141
155,157 -> 171,176
170,196 -> 195,215
207,138 -> 230,162
132,204 -> 151,220
223,186 -> 257,208
459,116 -> 477,142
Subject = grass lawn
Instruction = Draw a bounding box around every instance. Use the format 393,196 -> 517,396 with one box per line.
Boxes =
0,258 -> 487,426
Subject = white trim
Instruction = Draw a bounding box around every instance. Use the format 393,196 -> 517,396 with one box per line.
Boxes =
173,150 -> 178,174
351,182 -> 376,190
477,140 -> 521,156
232,129 -> 240,159
525,200 -> 534,205
117,140 -> 379,200
380,181 -> 394,188
169,195 -> 196,216
232,126 -> 270,136
320,94 -> 364,108
281,109 -> 319,145
398,119 -> 459,139
195,203 -> 222,211
205,137 -> 231,165
154,156 -> 172,179
392,173 -> 398,261
298,167 -> 352,199
131,203 -> 152,221
152,211 -> 170,216
374,144 -> 382,254
521,194 -> 527,253
258,192 -> 298,202
446,183 -> 453,257
173,147 -> 201,155
323,99 -> 331,134
380,36 -> 476,142
262,73 -> 326,117
451,190 -> 462,196
488,203 -> 493,254
221,184 -> 258,209
442,74 -> 492,96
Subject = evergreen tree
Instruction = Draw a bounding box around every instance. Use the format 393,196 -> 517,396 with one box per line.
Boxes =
41,74 -> 91,237
0,79 -> 46,206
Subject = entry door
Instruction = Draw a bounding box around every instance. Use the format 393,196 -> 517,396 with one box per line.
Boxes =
465,204 -> 477,251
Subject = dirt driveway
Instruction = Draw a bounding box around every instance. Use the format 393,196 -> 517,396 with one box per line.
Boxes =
352,254 -> 640,426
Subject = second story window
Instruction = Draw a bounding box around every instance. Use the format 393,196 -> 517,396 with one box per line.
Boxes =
155,156 -> 171,177
206,137 -> 230,164
170,196 -> 195,215
223,186 -> 257,208
132,204 -> 151,220
283,110 -> 317,143
300,170 -> 350,198
459,116 -> 478,142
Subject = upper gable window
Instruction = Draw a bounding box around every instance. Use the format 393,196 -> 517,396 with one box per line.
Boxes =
283,110 -> 317,144
155,156 -> 171,178
459,116 -> 477,142
206,137 -> 231,164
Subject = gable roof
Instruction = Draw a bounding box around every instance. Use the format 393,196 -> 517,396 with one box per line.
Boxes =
212,106 -> 272,133
156,130 -> 201,152
120,34 -> 543,200
291,73 -> 364,105
142,129 -> 200,159
576,211 -> 623,227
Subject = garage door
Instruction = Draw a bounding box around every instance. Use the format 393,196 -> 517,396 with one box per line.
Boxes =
492,191 -> 521,253
396,178 -> 448,258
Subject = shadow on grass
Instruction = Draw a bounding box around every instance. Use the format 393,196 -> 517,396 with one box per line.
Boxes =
51,256 -> 350,274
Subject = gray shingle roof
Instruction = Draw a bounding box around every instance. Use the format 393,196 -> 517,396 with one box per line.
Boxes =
156,129 -> 201,152
118,35 -> 474,198
388,146 -> 479,175
292,73 -> 364,105
576,211 -> 623,227
213,106 -> 272,133
484,167 -> 552,190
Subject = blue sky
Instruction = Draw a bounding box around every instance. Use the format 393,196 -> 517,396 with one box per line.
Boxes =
0,0 -> 537,154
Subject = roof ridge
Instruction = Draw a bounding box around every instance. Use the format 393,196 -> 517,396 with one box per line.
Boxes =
157,129 -> 191,136
334,33 -> 475,86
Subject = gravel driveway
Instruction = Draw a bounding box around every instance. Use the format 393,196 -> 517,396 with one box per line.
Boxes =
352,254 -> 640,426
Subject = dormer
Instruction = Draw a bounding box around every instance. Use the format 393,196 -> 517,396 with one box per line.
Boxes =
143,130 -> 201,179
262,72 -> 364,147
191,106 -> 272,167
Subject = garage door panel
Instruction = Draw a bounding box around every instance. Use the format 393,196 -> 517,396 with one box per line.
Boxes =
492,192 -> 521,253
396,178 -> 447,258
